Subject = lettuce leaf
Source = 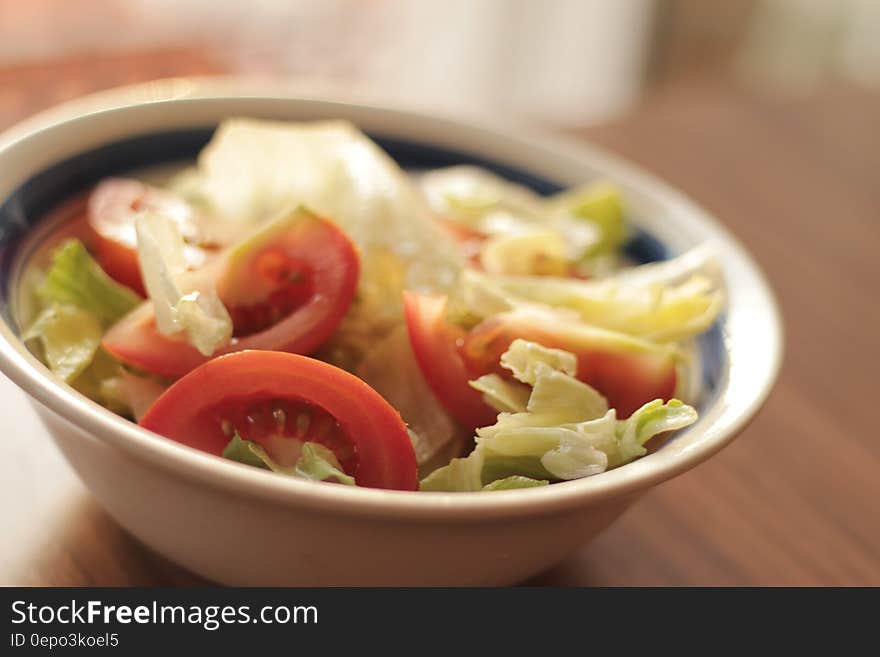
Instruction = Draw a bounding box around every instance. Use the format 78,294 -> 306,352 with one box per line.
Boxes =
418,166 -> 601,265
69,348 -> 132,416
23,304 -> 102,382
469,373 -> 530,414
500,338 -> 578,385
418,165 -> 544,221
135,212 -> 232,356
482,476 -> 549,491
420,449 -> 485,492
548,180 -> 627,256
222,434 -> 355,485
479,228 -> 570,276
37,239 -> 140,327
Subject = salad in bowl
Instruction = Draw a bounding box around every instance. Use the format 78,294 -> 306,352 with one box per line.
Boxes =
20,118 -> 723,493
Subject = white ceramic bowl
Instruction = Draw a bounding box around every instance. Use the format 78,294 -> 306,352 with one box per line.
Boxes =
0,79 -> 782,585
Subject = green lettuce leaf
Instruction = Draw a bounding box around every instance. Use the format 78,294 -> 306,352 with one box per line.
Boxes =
37,239 -> 140,327
482,476 -> 549,491
222,434 -> 355,485
548,180 -> 627,256
293,443 -> 356,485
419,449 -> 485,491
221,432 -> 269,468
70,348 -> 131,416
610,398 -> 698,467
23,304 -> 102,382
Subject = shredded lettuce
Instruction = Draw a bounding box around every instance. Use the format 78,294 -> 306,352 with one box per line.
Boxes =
23,304 -> 102,382
135,212 -> 232,356
37,239 -> 140,327
222,434 -> 355,485
419,339 -> 697,491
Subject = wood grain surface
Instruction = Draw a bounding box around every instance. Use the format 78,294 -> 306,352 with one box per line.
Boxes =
0,50 -> 877,586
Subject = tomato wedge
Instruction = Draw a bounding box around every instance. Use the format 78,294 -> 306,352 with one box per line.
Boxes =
461,310 -> 677,418
102,210 -> 359,379
87,178 -> 207,295
402,291 -> 498,430
404,291 -> 677,424
140,351 -> 417,490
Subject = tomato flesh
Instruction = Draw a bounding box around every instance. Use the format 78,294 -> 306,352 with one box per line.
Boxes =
139,351 -> 417,490
87,178 -> 207,295
102,210 -> 359,379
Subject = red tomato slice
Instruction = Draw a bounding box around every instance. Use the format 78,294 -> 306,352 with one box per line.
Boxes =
140,350 -> 417,490
402,291 -> 498,430
102,210 -> 359,379
404,292 -> 677,423
87,178 -> 208,295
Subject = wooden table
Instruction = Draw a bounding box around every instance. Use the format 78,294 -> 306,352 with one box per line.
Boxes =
1,52 -> 878,586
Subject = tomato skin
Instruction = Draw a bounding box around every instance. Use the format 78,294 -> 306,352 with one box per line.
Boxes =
402,291 -> 498,430
140,351 -> 417,491
102,212 -> 359,380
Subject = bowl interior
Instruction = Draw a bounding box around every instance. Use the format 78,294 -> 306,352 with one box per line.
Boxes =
0,126 -> 725,408
0,89 -> 780,517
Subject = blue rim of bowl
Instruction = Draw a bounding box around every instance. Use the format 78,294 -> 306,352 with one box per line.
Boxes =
0,85 -> 779,521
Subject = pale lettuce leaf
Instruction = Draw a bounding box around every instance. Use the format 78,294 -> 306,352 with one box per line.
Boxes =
479,228 -> 570,276
189,119 -> 461,312
135,212 -> 232,356
469,373 -> 530,414
500,338 -> 577,385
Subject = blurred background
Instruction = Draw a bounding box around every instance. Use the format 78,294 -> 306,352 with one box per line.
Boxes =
1,0 -> 879,127
1,0 -> 877,586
